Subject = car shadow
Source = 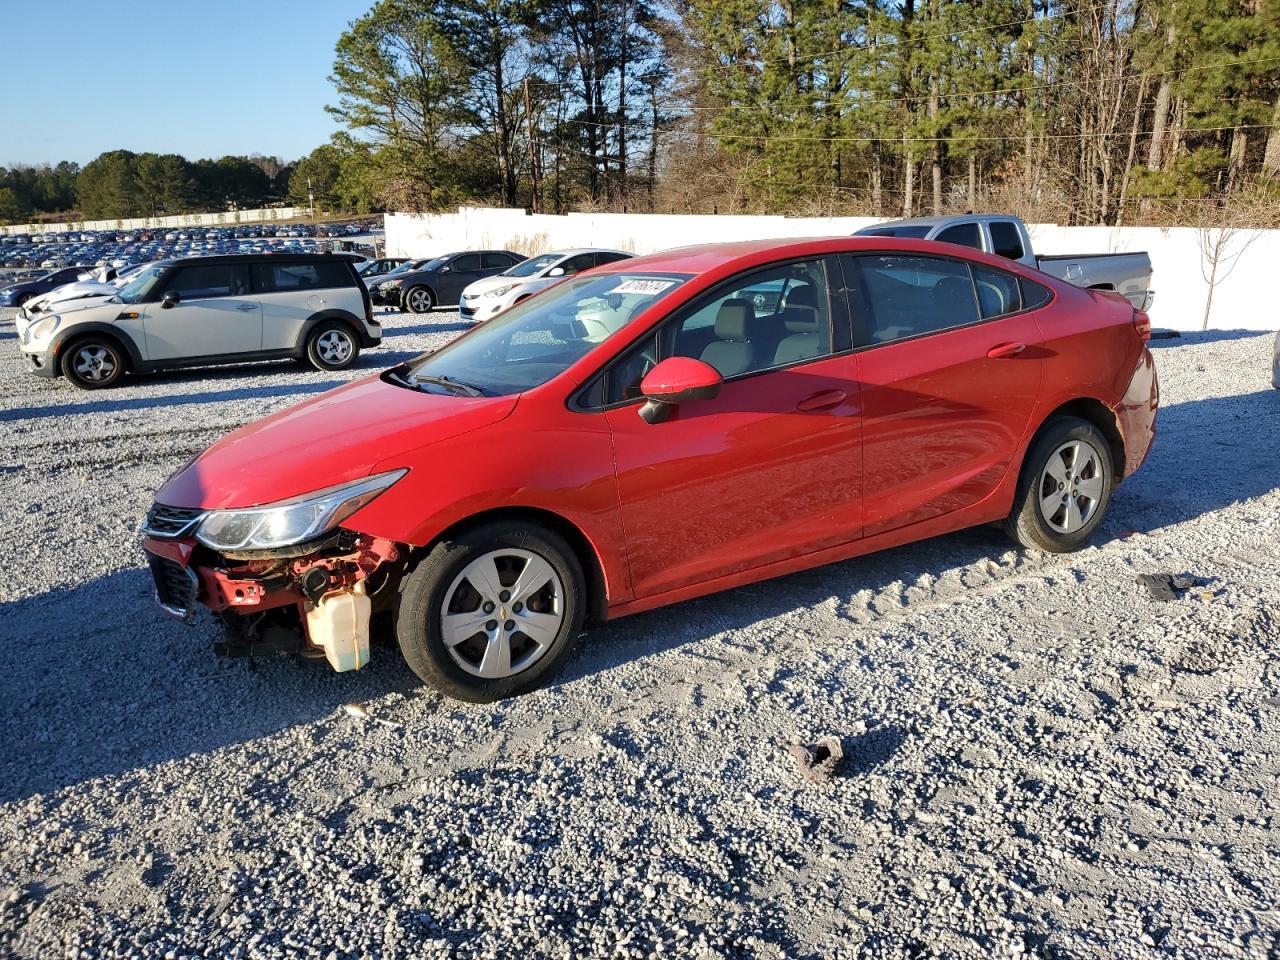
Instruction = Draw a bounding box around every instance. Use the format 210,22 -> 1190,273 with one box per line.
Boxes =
1148,328 -> 1269,348
0,567 -> 424,803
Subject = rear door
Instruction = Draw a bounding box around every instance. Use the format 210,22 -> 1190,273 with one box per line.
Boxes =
253,260 -> 356,350
142,263 -> 260,360
846,253 -> 1043,537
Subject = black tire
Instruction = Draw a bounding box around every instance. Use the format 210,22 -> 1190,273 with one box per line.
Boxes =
1004,415 -> 1114,553
396,522 -> 586,702
405,286 -> 434,315
16,292 -> 35,308
305,321 -> 360,371
60,336 -> 126,389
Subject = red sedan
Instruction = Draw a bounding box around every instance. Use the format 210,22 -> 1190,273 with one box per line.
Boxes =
142,237 -> 1158,701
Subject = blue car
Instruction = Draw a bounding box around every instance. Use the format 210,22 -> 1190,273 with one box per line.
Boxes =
0,266 -> 91,308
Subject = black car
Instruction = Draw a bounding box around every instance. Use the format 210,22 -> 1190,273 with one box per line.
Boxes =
0,266 -> 92,309
357,257 -> 409,280
373,250 -> 525,313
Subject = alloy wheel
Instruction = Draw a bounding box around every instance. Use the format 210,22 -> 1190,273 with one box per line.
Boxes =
316,329 -> 353,364
439,548 -> 565,679
73,345 -> 117,383
1038,439 -> 1105,534
409,289 -> 432,312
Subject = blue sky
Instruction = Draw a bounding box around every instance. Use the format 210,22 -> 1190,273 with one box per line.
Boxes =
4,0 -> 369,167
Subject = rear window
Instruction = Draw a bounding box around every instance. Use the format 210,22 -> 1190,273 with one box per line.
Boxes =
253,260 -> 352,293
972,265 -> 1022,319
936,222 -> 984,250
1020,277 -> 1053,309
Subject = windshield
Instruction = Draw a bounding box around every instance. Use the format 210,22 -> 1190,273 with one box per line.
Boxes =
502,253 -> 560,278
859,226 -> 932,239
385,259 -> 427,277
397,272 -> 690,397
116,263 -> 168,304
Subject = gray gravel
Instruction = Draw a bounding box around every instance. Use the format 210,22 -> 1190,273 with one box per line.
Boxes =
1,312 -> 1278,959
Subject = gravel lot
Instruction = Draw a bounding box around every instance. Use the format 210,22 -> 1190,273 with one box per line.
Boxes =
1,308 -> 1277,959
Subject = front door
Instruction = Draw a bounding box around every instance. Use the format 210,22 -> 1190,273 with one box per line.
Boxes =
844,253 -> 1043,537
143,263 -> 260,360
437,253 -> 486,305
600,257 -> 863,599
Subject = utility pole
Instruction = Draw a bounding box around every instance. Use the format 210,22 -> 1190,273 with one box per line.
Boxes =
523,78 -> 540,213
307,177 -> 315,217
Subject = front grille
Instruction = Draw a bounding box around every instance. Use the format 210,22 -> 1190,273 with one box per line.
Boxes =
459,305 -> 476,317
148,554 -> 199,621
142,503 -> 204,538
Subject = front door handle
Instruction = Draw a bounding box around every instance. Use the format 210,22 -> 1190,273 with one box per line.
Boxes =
987,342 -> 1026,359
235,303 -> 258,313
796,389 -> 847,412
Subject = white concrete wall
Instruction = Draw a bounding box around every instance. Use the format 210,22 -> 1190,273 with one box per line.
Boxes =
0,207 -> 310,237
386,206 -> 1280,332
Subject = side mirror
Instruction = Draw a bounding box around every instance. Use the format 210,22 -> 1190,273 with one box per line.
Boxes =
547,266 -> 565,277
161,290 -> 180,309
638,357 -> 723,424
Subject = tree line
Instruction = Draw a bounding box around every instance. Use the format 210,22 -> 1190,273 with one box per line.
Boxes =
6,0 -> 1278,227
322,0 -> 1280,225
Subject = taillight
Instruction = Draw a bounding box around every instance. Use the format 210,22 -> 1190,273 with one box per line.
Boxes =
1133,309 -> 1151,342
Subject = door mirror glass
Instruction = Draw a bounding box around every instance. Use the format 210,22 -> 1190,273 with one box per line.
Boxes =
638,357 -> 723,424
547,266 -> 565,277
161,290 -> 180,309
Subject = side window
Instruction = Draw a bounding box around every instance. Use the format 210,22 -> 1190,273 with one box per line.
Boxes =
595,252 -> 632,266
599,259 -> 833,403
988,221 -> 1025,260
1021,277 -> 1053,309
482,252 -> 513,270
847,255 -> 978,345
164,264 -> 250,300
450,253 -> 483,272
936,222 -> 984,251
253,261 -> 350,292
971,265 -> 1022,319
561,253 -> 597,276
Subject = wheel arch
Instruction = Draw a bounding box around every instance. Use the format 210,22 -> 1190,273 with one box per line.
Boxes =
418,506 -> 610,626
299,309 -> 372,348
51,324 -> 141,372
1033,397 -> 1126,479
406,283 -> 437,305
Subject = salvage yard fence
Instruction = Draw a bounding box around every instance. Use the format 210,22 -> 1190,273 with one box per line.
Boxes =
386,207 -> 1280,333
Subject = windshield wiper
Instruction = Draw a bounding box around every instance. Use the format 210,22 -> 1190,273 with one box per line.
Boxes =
389,370 -> 485,397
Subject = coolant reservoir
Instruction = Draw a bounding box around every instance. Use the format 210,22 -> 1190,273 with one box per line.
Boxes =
305,581 -> 371,672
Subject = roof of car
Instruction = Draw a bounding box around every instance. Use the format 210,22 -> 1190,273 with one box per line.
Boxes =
154,253 -> 364,267
543,248 -> 632,257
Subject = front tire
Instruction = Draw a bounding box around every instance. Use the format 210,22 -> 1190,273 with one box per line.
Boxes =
16,293 -> 35,308
396,523 -> 586,702
405,286 -> 434,315
1004,416 -> 1114,552
61,337 -> 125,389
305,321 -> 359,371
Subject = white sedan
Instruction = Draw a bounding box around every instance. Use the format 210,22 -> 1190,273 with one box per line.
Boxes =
458,248 -> 633,323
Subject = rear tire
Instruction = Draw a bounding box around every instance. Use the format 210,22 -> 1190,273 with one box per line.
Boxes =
305,321 -> 359,371
405,286 -> 434,315
395,522 -> 585,702
60,336 -> 126,389
1004,416 -> 1114,553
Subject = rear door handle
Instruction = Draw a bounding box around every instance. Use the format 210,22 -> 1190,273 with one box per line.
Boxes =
796,389 -> 847,412
987,342 -> 1026,359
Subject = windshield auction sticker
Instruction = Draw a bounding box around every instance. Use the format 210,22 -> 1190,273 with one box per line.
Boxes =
608,279 -> 676,296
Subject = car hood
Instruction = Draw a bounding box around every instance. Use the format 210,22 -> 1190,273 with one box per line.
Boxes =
463,274 -> 535,297
155,374 -> 518,510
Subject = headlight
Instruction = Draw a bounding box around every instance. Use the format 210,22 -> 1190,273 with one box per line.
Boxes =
195,470 -> 406,551
482,285 -> 514,299
28,314 -> 61,341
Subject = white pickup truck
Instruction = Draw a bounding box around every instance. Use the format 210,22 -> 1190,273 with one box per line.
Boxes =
856,214 -> 1153,311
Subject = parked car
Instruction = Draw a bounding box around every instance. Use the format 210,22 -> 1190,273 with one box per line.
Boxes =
357,257 -> 408,280
459,248 -> 634,323
18,254 -> 378,389
141,236 -> 1158,701
374,250 -> 526,313
0,266 -> 93,309
19,263 -> 149,319
856,214 -> 1154,310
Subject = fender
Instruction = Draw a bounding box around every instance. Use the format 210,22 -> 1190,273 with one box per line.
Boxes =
49,321 -> 144,369
298,309 -> 380,348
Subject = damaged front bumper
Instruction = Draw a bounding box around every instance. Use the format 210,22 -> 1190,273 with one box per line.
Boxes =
141,517 -> 403,672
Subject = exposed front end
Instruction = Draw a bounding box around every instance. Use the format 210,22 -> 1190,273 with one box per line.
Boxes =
141,474 -> 409,672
